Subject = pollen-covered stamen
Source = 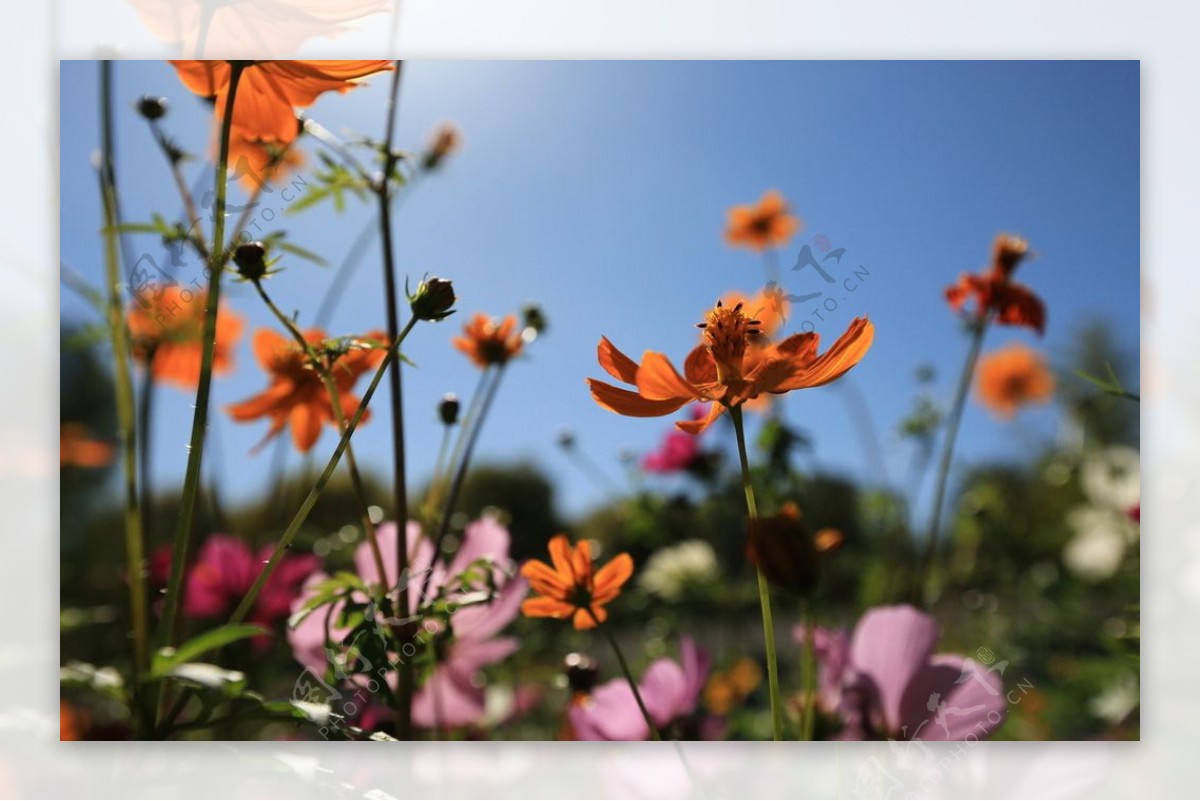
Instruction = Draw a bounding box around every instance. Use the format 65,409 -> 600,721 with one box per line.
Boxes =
700,300 -> 759,387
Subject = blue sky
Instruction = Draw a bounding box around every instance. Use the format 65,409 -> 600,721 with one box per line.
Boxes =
60,60 -> 1139,521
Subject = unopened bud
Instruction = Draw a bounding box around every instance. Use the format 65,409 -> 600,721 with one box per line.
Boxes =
745,502 -> 819,594
439,393 -> 460,426
422,123 -> 461,171
564,652 -> 600,694
137,95 -> 168,121
522,302 -> 548,335
233,241 -> 268,281
556,428 -> 576,450
409,276 -> 456,321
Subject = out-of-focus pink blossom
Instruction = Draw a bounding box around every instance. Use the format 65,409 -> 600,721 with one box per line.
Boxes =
570,637 -> 711,740
642,406 -> 708,473
804,605 -> 1007,741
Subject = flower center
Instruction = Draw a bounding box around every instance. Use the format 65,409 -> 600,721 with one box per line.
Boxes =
697,300 -> 762,387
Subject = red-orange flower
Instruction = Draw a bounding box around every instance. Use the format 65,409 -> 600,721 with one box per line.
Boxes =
521,534 -> 633,630
169,60 -> 392,169
724,190 -> 802,252
453,313 -> 524,368
226,327 -> 386,452
588,299 -> 874,435
974,344 -> 1056,419
60,423 -> 114,469
127,285 -> 244,390
945,234 -> 1045,335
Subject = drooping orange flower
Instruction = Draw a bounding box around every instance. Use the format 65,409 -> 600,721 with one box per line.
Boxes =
520,534 -> 633,630
453,313 -> 524,368
127,285 -> 245,390
226,327 -> 386,452
973,343 -> 1056,419
60,423 -> 114,469
945,234 -> 1045,335
588,299 -> 874,435
169,60 -> 392,167
724,190 -> 802,252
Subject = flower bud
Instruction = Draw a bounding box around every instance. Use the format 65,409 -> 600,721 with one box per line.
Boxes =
422,122 -> 461,171
556,428 -> 576,450
409,276 -> 456,321
991,234 -> 1030,278
745,502 -> 819,594
233,241 -> 268,281
439,393 -> 460,426
137,95 -> 168,121
564,652 -> 600,694
522,302 -> 548,335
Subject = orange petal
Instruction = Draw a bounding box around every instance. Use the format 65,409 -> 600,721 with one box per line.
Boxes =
597,337 -> 640,385
252,328 -> 291,372
993,282 -> 1046,335
773,317 -> 875,392
289,401 -> 323,452
546,535 -> 576,583
683,344 -> 717,385
521,596 -> 574,620
573,605 -> 606,630
591,553 -> 634,604
226,381 -> 295,422
521,559 -> 570,596
588,379 -> 690,418
635,352 -> 697,402
676,401 -> 726,435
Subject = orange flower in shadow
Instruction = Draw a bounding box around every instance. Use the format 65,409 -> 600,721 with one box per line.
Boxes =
169,59 -> 392,168
588,299 -> 874,435
60,423 -> 114,469
724,190 -> 802,252
945,234 -> 1045,335
127,285 -> 244,390
226,327 -> 386,452
521,534 -> 633,630
229,130 -> 306,192
974,344 -> 1056,419
453,313 -> 524,368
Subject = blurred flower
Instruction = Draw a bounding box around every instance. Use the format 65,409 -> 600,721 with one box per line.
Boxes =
229,131 -> 306,192
724,190 -> 801,252
453,313 -> 524,368
642,406 -> 709,473
289,518 -> 527,729
703,657 -> 762,716
945,233 -> 1045,334
746,501 -> 829,593
570,638 -> 711,740
127,285 -> 244,390
226,327 -> 385,452
60,699 -> 89,741
816,605 -> 1007,740
973,344 -> 1055,419
1062,505 -> 1137,581
589,299 -> 873,435
637,540 -> 719,601
715,288 -> 789,338
422,122 -> 462,171
1089,673 -> 1139,725
185,533 -> 320,639
520,534 -> 633,629
792,625 -> 850,716
169,60 -> 392,167
132,1 -> 391,57
1080,445 -> 1140,512
59,423 -> 114,468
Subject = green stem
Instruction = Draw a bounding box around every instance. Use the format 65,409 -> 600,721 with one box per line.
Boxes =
591,611 -> 661,741
423,368 -> 489,523
227,316 -> 420,626
99,60 -> 150,738
730,405 -> 783,741
921,317 -> 987,603
137,350 -> 156,551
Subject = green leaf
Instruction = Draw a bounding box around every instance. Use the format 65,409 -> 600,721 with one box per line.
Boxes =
164,662 -> 248,696
153,624 -> 268,674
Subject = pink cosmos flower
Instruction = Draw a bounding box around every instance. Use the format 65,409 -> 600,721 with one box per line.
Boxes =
642,406 -> 708,474
287,518 -> 527,730
569,637 -> 711,740
799,605 -> 1006,741
184,534 -> 319,641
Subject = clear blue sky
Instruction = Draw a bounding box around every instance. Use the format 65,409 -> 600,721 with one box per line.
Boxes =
60,60 -> 1139,521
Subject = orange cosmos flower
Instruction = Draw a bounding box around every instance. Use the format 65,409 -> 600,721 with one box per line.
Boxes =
724,190 -> 802,252
229,130 -> 307,192
127,285 -> 244,390
60,423 -> 114,469
521,534 -> 634,630
974,343 -> 1056,419
945,234 -> 1045,335
588,299 -> 874,435
226,327 -> 386,452
169,59 -> 392,165
453,313 -> 524,368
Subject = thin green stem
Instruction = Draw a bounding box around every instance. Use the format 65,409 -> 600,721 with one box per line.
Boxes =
421,422 -> 455,524
137,351 -> 156,551
921,317 -> 987,603
99,60 -> 150,738
228,316 -> 420,626
424,369 -> 489,522
250,278 -> 391,590
157,61 -> 246,664
376,60 -> 413,741
591,611 -> 661,741
730,405 -> 783,741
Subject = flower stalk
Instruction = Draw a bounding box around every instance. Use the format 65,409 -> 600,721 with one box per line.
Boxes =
589,609 -> 661,742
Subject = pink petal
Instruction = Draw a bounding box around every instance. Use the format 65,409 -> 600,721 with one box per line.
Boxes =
640,658 -> 689,726
897,654 -> 1007,741
286,571 -> 350,674
568,679 -> 650,741
447,517 -> 512,577
679,636 -> 711,710
849,605 -> 939,735
412,663 -> 486,729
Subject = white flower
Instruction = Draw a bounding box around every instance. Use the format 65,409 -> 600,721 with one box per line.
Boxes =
1062,506 -> 1133,580
1080,446 -> 1140,512
638,540 -> 719,601
1089,673 -> 1139,725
